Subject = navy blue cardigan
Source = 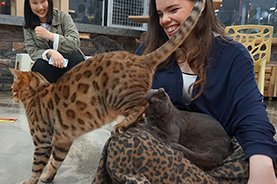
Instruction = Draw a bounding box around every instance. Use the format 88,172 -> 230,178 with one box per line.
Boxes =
136,36 -> 277,163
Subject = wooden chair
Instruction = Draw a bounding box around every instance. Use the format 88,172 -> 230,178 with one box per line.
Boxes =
225,25 -> 273,95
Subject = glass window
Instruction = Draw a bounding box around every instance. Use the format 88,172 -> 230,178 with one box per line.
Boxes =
217,0 -> 277,35
0,0 -> 11,15
69,0 -> 104,25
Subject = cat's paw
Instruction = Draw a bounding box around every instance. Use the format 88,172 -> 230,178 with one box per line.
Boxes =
20,178 -> 38,184
40,172 -> 55,183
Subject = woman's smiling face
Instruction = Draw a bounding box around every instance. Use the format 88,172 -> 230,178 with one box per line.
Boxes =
156,0 -> 194,38
29,0 -> 49,22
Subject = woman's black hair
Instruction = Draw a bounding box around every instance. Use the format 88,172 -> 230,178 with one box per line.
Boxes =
24,0 -> 53,29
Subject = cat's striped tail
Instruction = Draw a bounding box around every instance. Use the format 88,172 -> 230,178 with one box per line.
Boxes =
144,0 -> 206,69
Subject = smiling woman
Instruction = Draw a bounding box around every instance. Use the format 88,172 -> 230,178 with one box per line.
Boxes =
23,0 -> 86,83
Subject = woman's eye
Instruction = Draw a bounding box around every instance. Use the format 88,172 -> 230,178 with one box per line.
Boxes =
171,8 -> 178,13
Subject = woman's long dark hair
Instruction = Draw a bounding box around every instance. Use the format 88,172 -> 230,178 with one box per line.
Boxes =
24,0 -> 53,29
142,0 -> 225,100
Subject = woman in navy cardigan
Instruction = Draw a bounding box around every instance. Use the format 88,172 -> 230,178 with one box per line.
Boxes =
93,0 -> 277,183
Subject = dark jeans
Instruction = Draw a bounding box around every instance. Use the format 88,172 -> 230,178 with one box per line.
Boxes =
31,50 -> 85,83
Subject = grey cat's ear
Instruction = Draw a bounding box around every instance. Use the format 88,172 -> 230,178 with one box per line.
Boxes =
158,88 -> 165,92
158,88 -> 168,99
146,89 -> 155,100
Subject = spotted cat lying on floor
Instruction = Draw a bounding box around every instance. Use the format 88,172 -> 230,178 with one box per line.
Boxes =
142,88 -> 234,170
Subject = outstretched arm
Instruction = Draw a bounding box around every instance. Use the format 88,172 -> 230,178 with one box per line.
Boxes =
248,155 -> 277,184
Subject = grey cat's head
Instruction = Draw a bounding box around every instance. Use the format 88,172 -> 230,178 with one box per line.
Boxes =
145,88 -> 172,117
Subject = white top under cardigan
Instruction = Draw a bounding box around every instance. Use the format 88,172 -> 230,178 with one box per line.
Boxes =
182,72 -> 197,102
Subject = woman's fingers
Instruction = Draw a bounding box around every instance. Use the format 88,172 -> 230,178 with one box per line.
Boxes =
52,59 -> 63,68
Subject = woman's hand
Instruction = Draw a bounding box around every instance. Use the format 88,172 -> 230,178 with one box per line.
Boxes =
35,26 -> 54,41
47,50 -> 65,68
248,155 -> 277,184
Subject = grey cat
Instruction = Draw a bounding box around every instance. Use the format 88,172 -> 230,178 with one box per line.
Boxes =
89,36 -> 124,55
142,88 -> 234,170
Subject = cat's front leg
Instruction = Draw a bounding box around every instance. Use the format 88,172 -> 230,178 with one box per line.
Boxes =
40,137 -> 72,183
22,145 -> 52,184
20,175 -> 39,184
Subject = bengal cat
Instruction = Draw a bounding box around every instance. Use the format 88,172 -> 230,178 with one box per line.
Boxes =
142,88 -> 234,170
10,0 -> 206,183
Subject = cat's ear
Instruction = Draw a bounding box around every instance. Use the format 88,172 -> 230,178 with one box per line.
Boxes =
158,88 -> 168,99
9,68 -> 19,78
